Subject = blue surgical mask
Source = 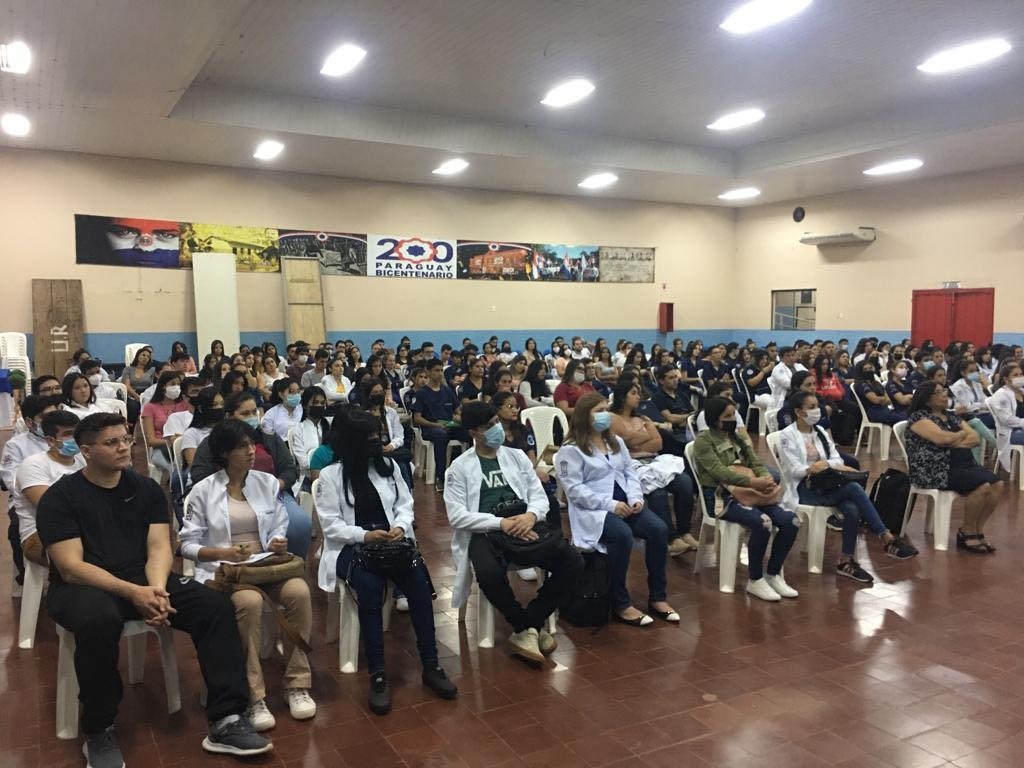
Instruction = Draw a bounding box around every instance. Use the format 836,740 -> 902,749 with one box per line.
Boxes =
243,416 -> 260,430
592,411 -> 612,431
483,421 -> 506,448
285,393 -> 301,408
967,372 -> 980,382
58,439 -> 80,457
32,423 -> 45,439
923,360 -> 935,371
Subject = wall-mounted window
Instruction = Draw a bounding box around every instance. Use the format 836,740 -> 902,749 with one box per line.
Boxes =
771,289 -> 816,331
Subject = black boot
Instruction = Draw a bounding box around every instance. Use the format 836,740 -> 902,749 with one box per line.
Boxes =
422,665 -> 458,700
368,671 -> 392,715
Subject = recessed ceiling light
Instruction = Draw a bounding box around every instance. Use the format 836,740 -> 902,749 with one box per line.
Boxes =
432,158 -> 469,176
707,107 -> 766,131
578,172 -> 618,189
320,43 -> 367,77
253,140 -> 284,160
0,112 -> 31,137
718,186 -> 761,201
0,40 -> 31,74
541,78 -> 595,108
863,158 -> 923,176
720,0 -> 812,34
917,37 -> 1012,75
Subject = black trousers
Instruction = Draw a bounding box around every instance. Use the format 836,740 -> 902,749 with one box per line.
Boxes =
48,574 -> 249,735
468,533 -> 583,633
7,506 -> 24,582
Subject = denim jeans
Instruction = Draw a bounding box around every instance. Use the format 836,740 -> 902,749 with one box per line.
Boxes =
279,491 -> 312,559
600,506 -> 669,610
420,425 -> 470,481
646,472 -> 695,537
720,500 -> 798,581
336,544 -> 438,674
798,481 -> 886,557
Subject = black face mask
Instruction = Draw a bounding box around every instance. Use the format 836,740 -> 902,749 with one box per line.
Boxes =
208,408 -> 225,422
367,438 -> 383,457
308,406 -> 326,419
369,393 -> 385,406
721,419 -> 738,434
893,353 -> 903,360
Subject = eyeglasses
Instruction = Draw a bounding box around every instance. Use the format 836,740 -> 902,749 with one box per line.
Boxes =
500,403 -> 519,410
95,436 -> 136,449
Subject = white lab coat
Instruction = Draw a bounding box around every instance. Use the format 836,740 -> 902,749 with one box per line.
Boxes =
775,423 -> 843,512
985,387 -> 1024,472
315,460 -> 415,594
319,374 -> 353,403
949,378 -> 989,416
178,469 -> 287,584
261,403 -> 303,442
556,437 -> 642,554
0,430 -> 48,498
290,418 -> 327,472
768,363 -> 795,409
443,446 -> 548,609
379,406 -> 404,450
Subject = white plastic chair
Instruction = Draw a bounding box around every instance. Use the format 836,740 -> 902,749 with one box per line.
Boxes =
764,432 -> 834,574
685,442 -> 746,592
18,559 -> 48,649
852,388 -> 893,461
124,343 -> 149,367
97,397 -> 127,418
740,376 -> 767,437
103,381 -> 128,401
984,394 -> 1024,490
5,354 -> 32,384
765,408 -> 780,434
457,566 -> 555,648
56,620 -> 181,739
0,331 -> 28,357
893,421 -> 956,551
171,436 -> 187,496
327,581 -> 393,673
138,419 -> 167,486
520,406 -> 568,468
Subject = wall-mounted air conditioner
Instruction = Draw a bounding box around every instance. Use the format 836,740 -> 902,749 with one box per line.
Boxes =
799,227 -> 876,246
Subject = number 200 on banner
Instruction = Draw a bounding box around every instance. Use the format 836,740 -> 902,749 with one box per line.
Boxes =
367,234 -> 458,279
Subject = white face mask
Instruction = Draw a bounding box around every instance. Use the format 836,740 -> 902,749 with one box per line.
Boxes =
1012,376 -> 1024,390
87,374 -> 102,387
164,385 -> 181,399
803,408 -> 821,426
572,372 -> 585,384
894,366 -> 908,379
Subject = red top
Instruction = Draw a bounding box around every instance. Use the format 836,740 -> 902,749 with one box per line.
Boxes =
141,400 -> 190,439
553,381 -> 596,408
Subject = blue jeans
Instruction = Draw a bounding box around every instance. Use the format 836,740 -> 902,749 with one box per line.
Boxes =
600,506 -> 669,610
336,545 -> 438,674
420,425 -> 470,482
798,482 -> 886,557
279,491 -> 312,559
646,472 -> 695,537
720,501 -> 798,581
1012,427 -> 1024,446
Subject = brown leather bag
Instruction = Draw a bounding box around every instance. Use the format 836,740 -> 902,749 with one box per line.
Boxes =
724,465 -> 782,509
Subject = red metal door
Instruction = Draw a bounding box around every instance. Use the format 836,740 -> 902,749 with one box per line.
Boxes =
911,290 -> 954,348
952,288 -> 994,346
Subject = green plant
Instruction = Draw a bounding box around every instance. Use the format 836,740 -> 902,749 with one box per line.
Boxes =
9,370 -> 26,391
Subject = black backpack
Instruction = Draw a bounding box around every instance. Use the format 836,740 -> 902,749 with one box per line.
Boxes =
559,551 -> 611,627
869,468 -> 911,534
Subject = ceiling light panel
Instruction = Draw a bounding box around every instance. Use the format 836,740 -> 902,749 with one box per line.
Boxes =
718,186 -> 761,200
578,172 -> 618,189
320,43 -> 367,77
0,112 -> 31,137
0,40 -> 31,73
432,158 -> 469,175
720,0 -> 812,34
707,108 -> 766,131
253,140 -> 284,160
917,38 -> 1012,74
863,158 -> 923,176
541,78 -> 595,108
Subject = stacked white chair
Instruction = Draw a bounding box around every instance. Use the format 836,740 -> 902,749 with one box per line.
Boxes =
124,342 -> 149,367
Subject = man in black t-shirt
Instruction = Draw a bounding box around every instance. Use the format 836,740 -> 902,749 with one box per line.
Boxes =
37,413 -> 272,766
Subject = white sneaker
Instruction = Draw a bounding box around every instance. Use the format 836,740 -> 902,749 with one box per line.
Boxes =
245,699 -> 276,731
746,577 -> 781,602
517,568 -> 538,582
765,574 -> 798,599
286,688 -> 317,720
537,628 -> 558,655
395,596 -> 409,612
508,628 -> 545,663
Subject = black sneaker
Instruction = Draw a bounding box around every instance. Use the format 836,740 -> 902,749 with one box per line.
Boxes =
83,727 -> 124,768
369,671 -> 392,716
422,665 -> 458,700
885,538 -> 919,560
826,514 -> 844,531
202,715 -> 274,756
836,559 -> 874,584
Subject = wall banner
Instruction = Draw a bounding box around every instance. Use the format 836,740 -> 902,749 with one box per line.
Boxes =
278,230 -> 367,275
457,241 -> 534,280
531,243 -> 600,282
598,246 -> 655,283
367,234 -> 457,279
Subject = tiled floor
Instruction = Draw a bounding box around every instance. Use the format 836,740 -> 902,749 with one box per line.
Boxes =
3,437 -> 1024,768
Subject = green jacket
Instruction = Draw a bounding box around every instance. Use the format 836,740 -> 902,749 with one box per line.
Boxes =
692,429 -> 769,489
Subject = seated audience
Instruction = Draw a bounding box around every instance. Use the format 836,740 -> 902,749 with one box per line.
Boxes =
693,397 -> 799,602
519,360 -> 554,408
291,387 -> 330,483
180,419 -> 315,730
179,388 -> 225,487
459,356 -> 487,403
257,357 -> 286,402
170,340 -> 198,374
986,362 -> 1024,474
38,413 -> 272,762
949,358 -> 995,429
853,359 -> 906,424
316,408 -> 456,714
768,346 -> 804,410
121,345 -> 156,401
742,348 -> 774,412
650,364 -> 693,433
301,350 -> 330,389
63,372 -> 109,417
141,370 -> 190,475
320,357 -> 353,404
261,378 -> 303,442
80,358 -> 121,401
834,350 -> 853,382
906,382 -> 1002,553
32,375 -> 64,397
553,359 -> 596,418
583,361 -> 611,399
885,357 -> 915,409
557,393 -> 676,626
413,359 -> 470,492
700,344 -> 734,385
190,392 -> 312,559
977,346 -> 998,380
446,401 -> 582,659
777,392 -> 917,584
361,378 -> 412,489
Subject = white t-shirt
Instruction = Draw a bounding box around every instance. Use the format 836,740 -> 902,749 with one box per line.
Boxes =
163,410 -> 194,438
181,426 -> 212,454
14,451 -> 86,542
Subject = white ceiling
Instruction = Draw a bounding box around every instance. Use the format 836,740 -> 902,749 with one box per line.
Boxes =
1,0 -> 1023,206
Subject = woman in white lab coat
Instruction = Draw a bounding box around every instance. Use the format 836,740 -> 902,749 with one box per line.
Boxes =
986,361 -> 1024,473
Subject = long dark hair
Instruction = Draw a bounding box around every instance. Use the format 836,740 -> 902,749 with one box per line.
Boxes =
326,407 -> 394,506
609,381 -> 638,415
62,372 -> 95,406
189,387 -> 224,429
492,391 -> 526,444
524,359 -> 548,399
300,385 -> 327,421
908,381 -> 942,413
153,370 -> 184,403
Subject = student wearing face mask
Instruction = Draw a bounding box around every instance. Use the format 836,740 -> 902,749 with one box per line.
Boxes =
13,410 -> 85,573
768,347 -> 806,410
853,360 -> 906,425
885,358 -> 915,409
141,371 -> 191,476
190,392 -> 312,559
361,378 -> 413,490
778,392 -> 918,584
986,362 -> 1024,474
79,358 -> 120,401
949,359 -> 995,429
554,359 -> 596,419
557,394 -> 676,627
693,397 -> 799,602
446,402 -> 583,660
291,387 -> 331,485
261,379 -> 304,443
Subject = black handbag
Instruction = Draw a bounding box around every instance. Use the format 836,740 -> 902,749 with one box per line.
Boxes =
808,467 -> 869,492
355,537 -> 422,580
485,499 -> 564,561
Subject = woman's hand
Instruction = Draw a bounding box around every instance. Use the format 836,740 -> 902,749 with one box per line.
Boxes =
613,501 -> 632,518
219,544 -> 252,562
387,526 -> 406,540
808,460 -> 830,475
364,529 -> 391,544
268,537 -> 288,554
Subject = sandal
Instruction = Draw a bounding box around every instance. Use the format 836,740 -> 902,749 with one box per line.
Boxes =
956,529 -> 990,554
647,602 -> 680,623
978,534 -> 997,553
